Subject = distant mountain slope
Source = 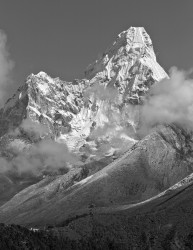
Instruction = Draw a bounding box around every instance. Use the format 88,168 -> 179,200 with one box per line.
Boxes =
1,161 -> 193,249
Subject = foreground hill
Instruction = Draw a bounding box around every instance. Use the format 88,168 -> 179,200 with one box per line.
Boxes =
0,124 -> 193,226
1,173 -> 193,249
55,171 -> 193,249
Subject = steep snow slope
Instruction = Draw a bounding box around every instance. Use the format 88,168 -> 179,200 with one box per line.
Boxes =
86,27 -> 167,90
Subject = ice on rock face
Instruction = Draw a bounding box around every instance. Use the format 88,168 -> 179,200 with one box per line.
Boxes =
36,71 -> 48,78
0,27 -> 168,156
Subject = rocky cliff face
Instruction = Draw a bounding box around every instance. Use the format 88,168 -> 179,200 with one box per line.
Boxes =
85,27 -> 167,102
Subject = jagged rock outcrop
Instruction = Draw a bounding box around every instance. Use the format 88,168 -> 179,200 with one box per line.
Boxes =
0,72 -> 86,139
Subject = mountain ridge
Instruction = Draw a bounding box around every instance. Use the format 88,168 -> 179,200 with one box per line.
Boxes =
0,26 -> 178,229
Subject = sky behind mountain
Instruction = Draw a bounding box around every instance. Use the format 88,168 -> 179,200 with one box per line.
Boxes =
0,0 -> 193,94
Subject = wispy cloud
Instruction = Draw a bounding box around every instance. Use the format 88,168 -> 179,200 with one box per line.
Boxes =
0,119 -> 81,175
0,139 -> 81,175
20,118 -> 49,138
141,67 -> 193,134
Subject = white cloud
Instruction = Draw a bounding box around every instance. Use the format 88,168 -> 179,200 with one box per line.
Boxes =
141,67 -> 193,133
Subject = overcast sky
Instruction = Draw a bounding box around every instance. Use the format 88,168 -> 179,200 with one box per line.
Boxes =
0,0 -> 193,90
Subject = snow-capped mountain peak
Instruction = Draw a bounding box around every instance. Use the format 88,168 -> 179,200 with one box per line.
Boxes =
0,27 -> 168,157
